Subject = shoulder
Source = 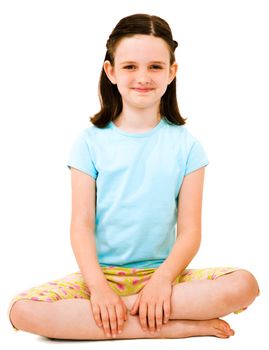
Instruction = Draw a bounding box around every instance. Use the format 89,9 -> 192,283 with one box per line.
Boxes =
73,123 -> 106,143
163,119 -> 199,148
82,123 -> 112,140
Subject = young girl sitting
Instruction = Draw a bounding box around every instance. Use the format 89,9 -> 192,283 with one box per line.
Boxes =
8,13 -> 260,340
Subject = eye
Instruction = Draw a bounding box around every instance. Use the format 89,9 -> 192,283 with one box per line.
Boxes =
123,65 -> 136,70
150,65 -> 162,70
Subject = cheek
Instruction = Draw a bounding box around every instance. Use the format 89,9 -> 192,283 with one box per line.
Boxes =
117,75 -> 132,88
153,71 -> 169,84
157,74 -> 170,95
156,75 -> 169,90
116,78 -> 131,96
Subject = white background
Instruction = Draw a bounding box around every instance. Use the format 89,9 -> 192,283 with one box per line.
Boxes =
0,0 -> 268,348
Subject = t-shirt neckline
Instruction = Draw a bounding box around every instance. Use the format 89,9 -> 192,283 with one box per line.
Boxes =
109,118 -> 165,138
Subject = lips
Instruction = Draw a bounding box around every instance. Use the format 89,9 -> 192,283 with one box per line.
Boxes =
132,87 -> 153,92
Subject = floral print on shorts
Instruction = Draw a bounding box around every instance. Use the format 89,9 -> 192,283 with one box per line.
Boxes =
8,266 -> 249,331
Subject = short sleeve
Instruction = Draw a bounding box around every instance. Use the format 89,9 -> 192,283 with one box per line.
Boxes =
184,139 -> 209,176
66,129 -> 98,180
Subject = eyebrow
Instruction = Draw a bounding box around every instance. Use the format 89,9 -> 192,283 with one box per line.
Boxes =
119,61 -> 167,65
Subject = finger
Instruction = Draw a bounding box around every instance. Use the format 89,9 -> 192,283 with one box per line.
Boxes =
100,306 -> 111,338
115,303 -> 125,334
155,302 -> 163,332
91,303 -> 102,328
147,302 -> 156,333
163,299 -> 171,324
107,304 -> 118,337
139,302 -> 148,332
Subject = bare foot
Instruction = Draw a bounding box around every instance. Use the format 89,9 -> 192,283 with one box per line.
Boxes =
195,318 -> 235,338
164,318 -> 235,339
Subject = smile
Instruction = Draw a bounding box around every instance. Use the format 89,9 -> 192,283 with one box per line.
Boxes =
132,88 -> 153,93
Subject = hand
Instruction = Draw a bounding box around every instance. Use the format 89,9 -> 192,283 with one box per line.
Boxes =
130,276 -> 173,334
90,284 -> 128,338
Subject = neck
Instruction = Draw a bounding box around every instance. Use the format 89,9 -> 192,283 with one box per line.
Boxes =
114,105 -> 161,132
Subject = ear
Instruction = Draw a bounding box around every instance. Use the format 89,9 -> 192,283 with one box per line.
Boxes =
168,62 -> 178,85
103,60 -> 117,85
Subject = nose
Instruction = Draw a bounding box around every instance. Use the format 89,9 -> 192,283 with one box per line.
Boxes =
136,68 -> 151,85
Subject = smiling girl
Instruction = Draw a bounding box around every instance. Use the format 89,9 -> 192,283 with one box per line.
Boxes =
8,13 -> 259,341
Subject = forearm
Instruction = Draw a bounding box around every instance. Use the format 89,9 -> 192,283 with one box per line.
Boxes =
153,231 -> 201,284
70,225 -> 108,291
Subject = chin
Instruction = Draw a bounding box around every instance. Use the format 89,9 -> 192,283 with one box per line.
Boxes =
132,102 -> 156,110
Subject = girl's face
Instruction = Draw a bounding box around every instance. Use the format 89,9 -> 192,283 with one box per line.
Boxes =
104,34 -> 177,111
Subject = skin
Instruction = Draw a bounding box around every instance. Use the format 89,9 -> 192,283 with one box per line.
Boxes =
8,34 -> 260,341
103,34 -> 178,132
103,35 -> 180,333
9,269 -> 259,339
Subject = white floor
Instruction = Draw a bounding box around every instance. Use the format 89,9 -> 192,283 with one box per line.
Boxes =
1,295 -> 266,350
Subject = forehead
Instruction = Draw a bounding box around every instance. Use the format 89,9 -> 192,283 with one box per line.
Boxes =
114,35 -> 170,63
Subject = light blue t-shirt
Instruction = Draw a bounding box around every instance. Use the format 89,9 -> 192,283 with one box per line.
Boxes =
66,117 -> 209,268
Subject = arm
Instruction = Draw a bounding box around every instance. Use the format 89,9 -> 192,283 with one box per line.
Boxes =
152,166 -> 206,284
69,167 -> 129,336
69,167 -> 107,290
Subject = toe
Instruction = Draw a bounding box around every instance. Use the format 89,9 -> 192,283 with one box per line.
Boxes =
219,321 -> 234,337
217,331 -> 229,339
222,320 -> 231,328
222,320 -> 233,333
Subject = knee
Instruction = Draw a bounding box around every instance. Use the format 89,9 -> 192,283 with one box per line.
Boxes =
9,300 -> 35,331
228,269 -> 260,305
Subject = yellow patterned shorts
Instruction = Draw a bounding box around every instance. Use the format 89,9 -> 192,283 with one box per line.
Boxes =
8,266 -> 250,331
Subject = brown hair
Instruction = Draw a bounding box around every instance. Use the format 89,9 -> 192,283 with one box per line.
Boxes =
90,13 -> 187,128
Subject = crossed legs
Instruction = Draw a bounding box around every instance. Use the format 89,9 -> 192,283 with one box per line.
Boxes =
9,269 -> 259,340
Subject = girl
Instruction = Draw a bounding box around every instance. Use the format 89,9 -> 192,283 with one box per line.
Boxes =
8,13 -> 259,340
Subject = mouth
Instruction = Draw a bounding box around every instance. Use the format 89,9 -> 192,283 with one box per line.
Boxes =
132,88 -> 153,93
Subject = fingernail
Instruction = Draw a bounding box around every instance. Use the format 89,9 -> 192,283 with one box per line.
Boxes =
118,330 -> 122,334
112,334 -> 116,338
106,333 -> 111,337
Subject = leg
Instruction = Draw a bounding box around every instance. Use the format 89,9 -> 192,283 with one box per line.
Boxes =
8,267 -> 259,340
168,269 -> 260,320
9,297 -> 234,339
